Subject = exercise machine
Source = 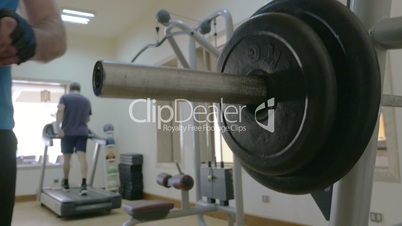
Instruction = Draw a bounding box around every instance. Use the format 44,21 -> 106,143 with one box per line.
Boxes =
122,163 -> 239,226
118,9 -> 243,226
37,123 -> 121,217
92,0 -> 402,225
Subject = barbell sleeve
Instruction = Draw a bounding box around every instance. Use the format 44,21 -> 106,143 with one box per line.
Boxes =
93,60 -> 268,105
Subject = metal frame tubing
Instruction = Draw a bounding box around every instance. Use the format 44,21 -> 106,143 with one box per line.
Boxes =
37,145 -> 49,201
190,10 -> 244,226
371,16 -> 402,50
194,8 -> 234,39
122,205 -> 218,226
232,156 -> 245,226
193,14 -> 245,226
164,19 -> 220,60
161,9 -> 241,226
88,142 -> 102,186
190,8 -> 233,74
329,0 -> 393,225
165,25 -> 191,68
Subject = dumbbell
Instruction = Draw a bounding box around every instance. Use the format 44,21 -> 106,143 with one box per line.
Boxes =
156,172 -> 194,191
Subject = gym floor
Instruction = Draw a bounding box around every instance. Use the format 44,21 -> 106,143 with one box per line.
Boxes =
12,200 -> 229,226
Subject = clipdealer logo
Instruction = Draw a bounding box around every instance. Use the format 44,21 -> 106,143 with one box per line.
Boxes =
255,97 -> 275,132
128,98 -> 275,133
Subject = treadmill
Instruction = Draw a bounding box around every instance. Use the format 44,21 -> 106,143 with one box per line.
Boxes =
37,123 -> 121,217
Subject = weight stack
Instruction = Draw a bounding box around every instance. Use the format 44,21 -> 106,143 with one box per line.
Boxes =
119,153 -> 144,200
200,164 -> 234,206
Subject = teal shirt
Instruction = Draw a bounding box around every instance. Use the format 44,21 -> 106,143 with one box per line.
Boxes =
0,0 -> 19,130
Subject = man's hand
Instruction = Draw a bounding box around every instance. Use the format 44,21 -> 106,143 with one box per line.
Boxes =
0,8 -> 36,66
0,17 -> 18,65
57,127 -> 64,138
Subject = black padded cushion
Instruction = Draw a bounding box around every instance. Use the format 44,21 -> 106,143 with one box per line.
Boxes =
123,200 -> 174,221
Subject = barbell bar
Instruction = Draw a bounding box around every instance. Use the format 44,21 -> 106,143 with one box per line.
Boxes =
93,61 -> 402,109
93,60 -> 270,105
94,62 -> 402,109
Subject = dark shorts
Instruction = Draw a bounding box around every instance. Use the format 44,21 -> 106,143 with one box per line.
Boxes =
0,130 -> 17,226
61,136 -> 88,154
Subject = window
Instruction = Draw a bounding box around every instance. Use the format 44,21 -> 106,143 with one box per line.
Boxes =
375,112 -> 387,168
156,100 -> 182,164
12,80 -> 66,165
374,52 -> 400,182
156,52 -> 215,168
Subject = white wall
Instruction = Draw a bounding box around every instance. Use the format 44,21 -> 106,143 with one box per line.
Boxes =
14,34 -> 116,194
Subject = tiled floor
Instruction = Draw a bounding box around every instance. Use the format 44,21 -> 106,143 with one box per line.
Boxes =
12,200 -> 229,226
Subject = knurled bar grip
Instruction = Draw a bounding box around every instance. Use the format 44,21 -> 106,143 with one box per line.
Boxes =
93,60 -> 268,105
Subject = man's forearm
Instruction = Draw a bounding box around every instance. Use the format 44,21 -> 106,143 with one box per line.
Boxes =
31,18 -> 66,62
20,0 -> 67,63
56,110 -> 63,128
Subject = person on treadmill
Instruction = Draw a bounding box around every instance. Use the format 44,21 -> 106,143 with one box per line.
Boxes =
55,82 -> 92,195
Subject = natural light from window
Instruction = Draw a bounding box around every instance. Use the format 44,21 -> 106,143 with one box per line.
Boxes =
12,81 -> 66,165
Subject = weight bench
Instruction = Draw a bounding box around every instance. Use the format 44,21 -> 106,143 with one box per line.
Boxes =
122,170 -> 200,225
123,200 -> 174,221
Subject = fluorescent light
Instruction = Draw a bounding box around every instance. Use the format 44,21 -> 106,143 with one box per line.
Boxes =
61,8 -> 95,25
61,15 -> 90,25
62,9 -> 95,18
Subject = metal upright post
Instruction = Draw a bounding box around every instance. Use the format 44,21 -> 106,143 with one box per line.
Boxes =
187,32 -> 208,226
233,156 -> 244,226
37,145 -> 49,201
89,142 -> 101,186
329,125 -> 379,226
329,0 -> 392,225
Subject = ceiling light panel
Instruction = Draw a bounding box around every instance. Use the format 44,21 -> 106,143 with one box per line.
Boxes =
62,9 -> 95,18
61,8 -> 95,25
61,15 -> 90,25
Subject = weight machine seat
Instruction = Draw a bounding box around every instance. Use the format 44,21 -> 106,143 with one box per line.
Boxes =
123,200 -> 174,221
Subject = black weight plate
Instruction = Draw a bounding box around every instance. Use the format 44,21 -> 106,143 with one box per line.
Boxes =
217,13 -> 336,176
245,0 -> 381,194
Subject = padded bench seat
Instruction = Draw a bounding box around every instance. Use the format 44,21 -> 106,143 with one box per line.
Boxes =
123,200 -> 174,221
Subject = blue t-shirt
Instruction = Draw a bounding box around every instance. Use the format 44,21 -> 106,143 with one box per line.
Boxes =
59,93 -> 92,136
0,0 -> 19,130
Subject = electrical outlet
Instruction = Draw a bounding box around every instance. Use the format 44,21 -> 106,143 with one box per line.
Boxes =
370,212 -> 383,223
262,195 -> 270,203
53,179 -> 59,184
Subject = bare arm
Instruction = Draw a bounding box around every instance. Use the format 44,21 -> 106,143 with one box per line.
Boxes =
21,0 -> 67,62
56,103 -> 65,137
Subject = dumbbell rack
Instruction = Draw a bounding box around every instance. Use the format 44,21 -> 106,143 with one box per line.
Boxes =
103,131 -> 120,192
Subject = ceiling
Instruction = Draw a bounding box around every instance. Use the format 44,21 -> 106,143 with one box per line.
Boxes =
54,0 -> 160,39
53,0 -> 350,40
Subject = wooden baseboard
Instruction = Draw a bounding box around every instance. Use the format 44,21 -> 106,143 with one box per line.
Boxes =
15,194 -> 36,202
142,193 -> 304,226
